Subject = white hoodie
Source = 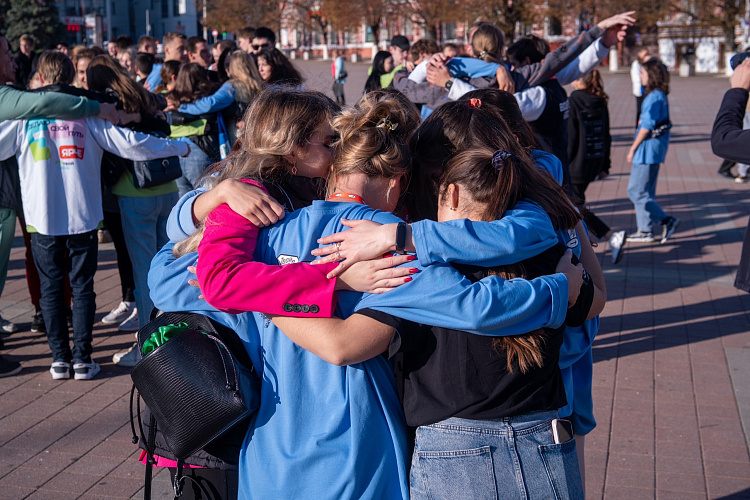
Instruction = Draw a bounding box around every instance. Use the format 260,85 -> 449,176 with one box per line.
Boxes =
0,117 -> 188,236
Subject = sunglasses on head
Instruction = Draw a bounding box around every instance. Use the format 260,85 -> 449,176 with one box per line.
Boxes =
252,43 -> 270,50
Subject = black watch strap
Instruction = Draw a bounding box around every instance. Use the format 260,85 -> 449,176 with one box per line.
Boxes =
395,222 -> 407,254
444,79 -> 453,91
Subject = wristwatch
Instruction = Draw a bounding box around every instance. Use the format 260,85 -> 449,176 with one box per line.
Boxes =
395,222 -> 407,254
444,78 -> 454,92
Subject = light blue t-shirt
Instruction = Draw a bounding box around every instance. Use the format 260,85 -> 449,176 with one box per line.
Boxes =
634,89 -> 670,165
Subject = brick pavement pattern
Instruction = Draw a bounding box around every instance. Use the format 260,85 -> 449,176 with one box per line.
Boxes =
0,64 -> 749,499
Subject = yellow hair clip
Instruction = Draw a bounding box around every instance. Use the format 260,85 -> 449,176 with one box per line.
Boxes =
376,116 -> 399,132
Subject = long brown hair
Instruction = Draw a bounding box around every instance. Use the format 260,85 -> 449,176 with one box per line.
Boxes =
460,89 -> 540,150
438,136 -> 580,230
228,51 -> 263,101
440,146 -> 579,373
174,89 -> 339,257
153,60 -> 181,93
408,98 -> 551,222
574,68 -> 608,101
86,55 -> 155,114
257,47 -> 303,86
642,59 -> 669,96
170,62 -> 218,105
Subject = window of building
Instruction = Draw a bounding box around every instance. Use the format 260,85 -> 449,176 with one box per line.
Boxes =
161,0 -> 168,18
365,25 -> 374,43
549,16 -> 562,36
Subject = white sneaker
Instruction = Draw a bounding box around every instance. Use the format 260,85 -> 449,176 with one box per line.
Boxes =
609,231 -> 626,264
118,309 -> 140,332
0,316 -> 18,334
50,361 -> 71,380
73,361 -> 100,380
113,343 -> 142,367
102,301 -> 135,324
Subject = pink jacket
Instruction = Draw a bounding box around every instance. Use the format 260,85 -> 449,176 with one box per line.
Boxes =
196,179 -> 338,317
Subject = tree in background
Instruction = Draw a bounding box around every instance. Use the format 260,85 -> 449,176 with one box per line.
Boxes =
396,0 -> 462,40
0,0 -> 10,34
206,0 -> 286,35
670,0 -> 744,52
466,0 -> 535,39
4,0 -> 65,50
325,0 -> 391,48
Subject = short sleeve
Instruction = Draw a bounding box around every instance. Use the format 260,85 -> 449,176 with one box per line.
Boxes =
356,308 -> 418,359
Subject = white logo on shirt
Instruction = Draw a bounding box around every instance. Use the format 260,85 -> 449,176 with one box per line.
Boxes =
277,254 -> 299,265
566,228 -> 579,249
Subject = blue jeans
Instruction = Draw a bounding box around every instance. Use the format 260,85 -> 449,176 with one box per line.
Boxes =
31,231 -> 98,363
627,162 -> 669,233
176,139 -> 211,198
410,412 -> 583,500
118,192 -> 179,326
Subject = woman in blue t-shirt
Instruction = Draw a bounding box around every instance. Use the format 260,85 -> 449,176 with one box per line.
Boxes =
625,59 -> 680,244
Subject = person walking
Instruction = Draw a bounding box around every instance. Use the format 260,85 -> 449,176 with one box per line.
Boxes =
332,49 -> 346,105
625,59 -> 680,244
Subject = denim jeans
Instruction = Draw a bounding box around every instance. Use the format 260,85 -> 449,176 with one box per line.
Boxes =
176,139 -> 211,198
409,412 -> 583,500
118,192 -> 179,326
627,162 -> 669,233
31,231 -> 98,363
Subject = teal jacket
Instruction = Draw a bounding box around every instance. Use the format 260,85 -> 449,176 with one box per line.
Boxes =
0,85 -> 100,121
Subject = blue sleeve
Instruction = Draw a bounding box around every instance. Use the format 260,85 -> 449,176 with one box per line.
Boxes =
558,317 -> 599,369
531,150 -> 564,185
167,187 -> 207,242
638,92 -> 663,130
447,57 -> 501,78
146,64 -> 163,90
178,82 -> 236,115
148,243 -> 219,314
354,261 -> 569,335
411,200 -> 558,267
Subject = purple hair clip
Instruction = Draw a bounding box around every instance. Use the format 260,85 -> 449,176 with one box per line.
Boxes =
491,149 -> 518,172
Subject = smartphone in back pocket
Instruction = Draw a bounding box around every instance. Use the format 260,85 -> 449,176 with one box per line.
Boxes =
552,418 -> 574,444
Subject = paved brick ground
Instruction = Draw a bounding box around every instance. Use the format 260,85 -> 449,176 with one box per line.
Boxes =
0,62 -> 749,499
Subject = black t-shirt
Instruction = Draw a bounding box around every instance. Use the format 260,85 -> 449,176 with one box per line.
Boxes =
359,243 -> 589,428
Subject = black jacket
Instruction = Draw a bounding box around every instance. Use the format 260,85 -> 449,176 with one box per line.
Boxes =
711,88 -> 750,163
567,89 -> 611,184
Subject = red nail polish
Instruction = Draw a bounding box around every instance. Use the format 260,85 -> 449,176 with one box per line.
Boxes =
407,255 -> 417,261
409,268 -> 418,273
404,277 -> 413,282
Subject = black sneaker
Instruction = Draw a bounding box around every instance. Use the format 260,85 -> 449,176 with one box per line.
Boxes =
661,217 -> 681,244
0,356 -> 22,377
30,311 -> 45,333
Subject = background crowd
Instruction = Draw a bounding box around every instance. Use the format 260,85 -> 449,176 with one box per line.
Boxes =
2,10 -> 750,499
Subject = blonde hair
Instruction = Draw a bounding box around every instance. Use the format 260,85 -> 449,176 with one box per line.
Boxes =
38,51 -> 75,85
174,89 -> 339,257
228,51 -> 263,102
472,24 -> 505,63
329,89 -> 420,197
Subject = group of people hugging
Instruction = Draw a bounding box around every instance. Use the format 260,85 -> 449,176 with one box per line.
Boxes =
146,82 -> 605,498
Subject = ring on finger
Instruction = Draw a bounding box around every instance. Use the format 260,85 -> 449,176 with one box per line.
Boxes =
336,250 -> 341,259
334,242 -> 341,250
